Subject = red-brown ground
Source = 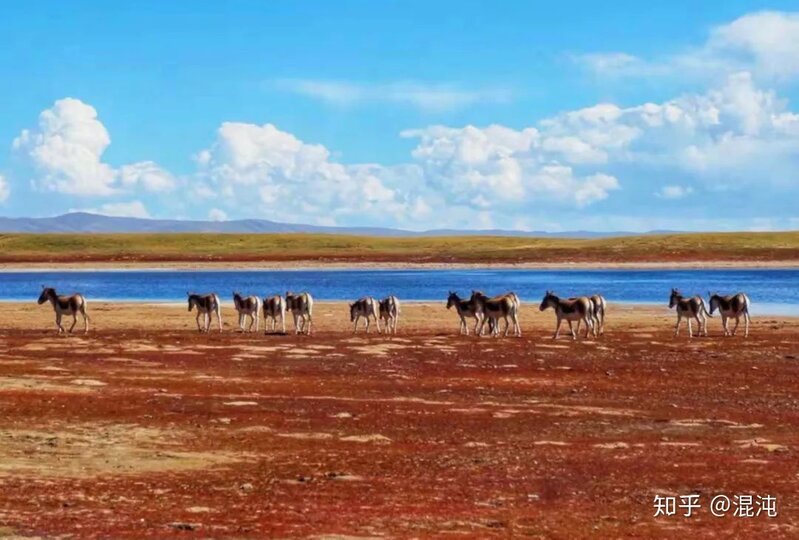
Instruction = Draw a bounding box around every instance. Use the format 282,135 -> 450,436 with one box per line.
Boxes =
0,303 -> 798,538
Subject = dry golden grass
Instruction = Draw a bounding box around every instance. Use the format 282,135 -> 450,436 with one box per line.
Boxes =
1,231 -> 798,264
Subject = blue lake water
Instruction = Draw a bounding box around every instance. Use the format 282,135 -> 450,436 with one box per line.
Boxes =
3,268 -> 798,315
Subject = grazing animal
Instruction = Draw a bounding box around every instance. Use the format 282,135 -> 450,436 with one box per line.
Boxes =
708,292 -> 751,337
446,291 -> 484,335
37,286 -> 90,334
378,295 -> 401,334
232,292 -> 261,333
262,294 -> 286,334
668,288 -> 711,338
188,292 -> 222,333
350,297 -> 382,334
588,294 -> 607,336
285,291 -> 313,335
539,291 -> 594,340
471,290 -> 521,337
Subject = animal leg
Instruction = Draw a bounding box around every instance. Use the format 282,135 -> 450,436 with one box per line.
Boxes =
55,313 -> 64,334
306,314 -> 312,335
584,316 -> 592,339
674,314 -> 681,336
687,318 -> 693,338
81,306 -> 90,333
568,320 -> 576,341
217,309 -> 223,333
195,313 -> 203,333
744,311 -> 750,338
553,318 -> 562,340
69,314 -> 77,333
732,316 -> 740,336
375,315 -> 382,335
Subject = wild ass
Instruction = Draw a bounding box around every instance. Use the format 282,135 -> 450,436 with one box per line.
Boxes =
188,292 -> 222,333
471,291 -> 521,337
378,295 -> 401,334
232,292 -> 261,333
708,292 -> 751,337
588,294 -> 607,336
285,291 -> 313,335
539,291 -> 594,340
262,294 -> 286,334
37,286 -> 90,334
668,288 -> 711,338
446,291 -> 484,335
350,297 -> 382,334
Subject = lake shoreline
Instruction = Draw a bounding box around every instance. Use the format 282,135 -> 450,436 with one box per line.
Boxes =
3,259 -> 799,271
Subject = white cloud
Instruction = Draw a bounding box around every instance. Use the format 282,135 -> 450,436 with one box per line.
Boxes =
656,185 -> 693,199
0,174 -> 8,202
208,208 -> 227,221
78,201 -> 151,219
13,98 -> 116,195
118,161 -> 176,192
576,11 -> 799,82
273,79 -> 512,112
13,98 -> 175,197
196,122 -> 424,226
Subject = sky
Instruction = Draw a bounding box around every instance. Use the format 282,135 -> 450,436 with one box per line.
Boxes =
1,1 -> 798,232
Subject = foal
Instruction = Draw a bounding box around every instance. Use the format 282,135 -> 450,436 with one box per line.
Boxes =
37,286 -> 90,334
668,288 -> 711,338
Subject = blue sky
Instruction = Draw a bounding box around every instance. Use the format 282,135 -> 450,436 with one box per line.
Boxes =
1,1 -> 798,231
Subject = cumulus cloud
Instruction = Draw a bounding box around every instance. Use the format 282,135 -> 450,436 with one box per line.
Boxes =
13,98 -> 175,197
13,98 -> 116,195
0,174 -> 8,203
272,79 -> 512,111
118,161 -> 176,192
195,122 -> 425,226
575,11 -> 799,82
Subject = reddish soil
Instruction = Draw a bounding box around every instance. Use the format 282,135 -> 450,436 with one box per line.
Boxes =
0,303 -> 798,538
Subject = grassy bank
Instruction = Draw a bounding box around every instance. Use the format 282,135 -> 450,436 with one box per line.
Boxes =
1,231 -> 798,264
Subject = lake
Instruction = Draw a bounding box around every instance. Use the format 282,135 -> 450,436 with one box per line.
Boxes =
3,267 -> 798,315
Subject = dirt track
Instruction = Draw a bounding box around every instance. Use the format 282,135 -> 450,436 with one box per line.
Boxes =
1,302 -> 798,538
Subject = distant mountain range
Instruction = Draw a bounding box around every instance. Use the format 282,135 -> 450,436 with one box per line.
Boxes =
0,212 -> 672,238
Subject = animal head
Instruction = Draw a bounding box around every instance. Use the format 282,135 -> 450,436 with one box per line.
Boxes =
668,288 -> 682,309
38,286 -> 54,305
446,291 -> 459,309
539,290 -> 556,311
187,292 -> 195,312
232,291 -> 242,305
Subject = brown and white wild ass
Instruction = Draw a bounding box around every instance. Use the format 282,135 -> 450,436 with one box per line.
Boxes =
350,297 -> 382,334
378,295 -> 401,334
471,290 -> 521,337
446,291 -> 484,335
187,292 -> 222,333
708,292 -> 751,337
588,294 -> 607,336
232,292 -> 261,333
262,295 -> 286,334
668,288 -> 711,338
539,291 -> 594,340
285,291 -> 313,335
37,286 -> 90,334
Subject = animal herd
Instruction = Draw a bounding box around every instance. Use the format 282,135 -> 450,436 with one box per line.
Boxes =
36,286 -> 753,339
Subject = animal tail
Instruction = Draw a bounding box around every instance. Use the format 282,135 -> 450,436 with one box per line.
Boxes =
81,296 -> 91,320
743,293 -> 752,312
700,297 -> 713,318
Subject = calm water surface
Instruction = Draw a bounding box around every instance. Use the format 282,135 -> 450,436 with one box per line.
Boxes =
3,268 -> 798,315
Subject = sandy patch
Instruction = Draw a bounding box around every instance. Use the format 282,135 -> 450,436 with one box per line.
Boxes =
0,376 -> 91,394
0,424 -> 244,478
